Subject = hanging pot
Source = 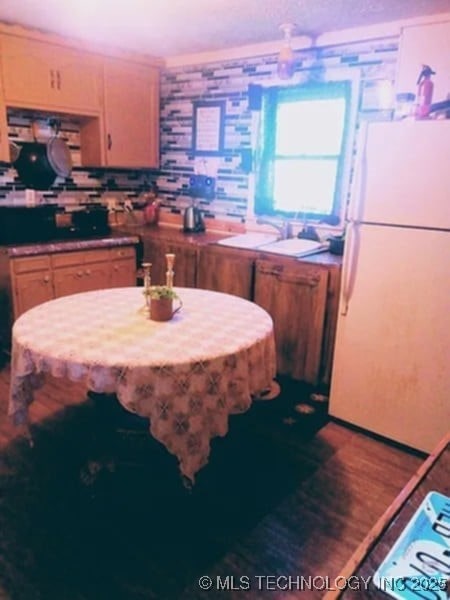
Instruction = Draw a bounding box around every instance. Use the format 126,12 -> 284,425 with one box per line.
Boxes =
14,141 -> 58,190
13,121 -> 72,190
46,136 -> 72,178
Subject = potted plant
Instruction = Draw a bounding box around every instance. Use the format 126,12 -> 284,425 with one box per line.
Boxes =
145,285 -> 182,321
144,285 -> 177,300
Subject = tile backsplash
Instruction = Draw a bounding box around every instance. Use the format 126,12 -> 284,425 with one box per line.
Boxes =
0,34 -> 399,225
156,35 -> 398,226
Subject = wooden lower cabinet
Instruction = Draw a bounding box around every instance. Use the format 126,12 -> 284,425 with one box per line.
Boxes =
10,245 -> 136,319
254,258 -> 329,385
10,255 -> 54,317
142,233 -> 342,386
53,261 -> 110,297
110,246 -> 137,288
143,239 -> 197,288
197,245 -> 255,300
319,263 -> 341,386
111,258 -> 136,288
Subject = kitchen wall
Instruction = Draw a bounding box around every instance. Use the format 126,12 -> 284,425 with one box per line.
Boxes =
0,28 -> 399,223
156,36 -> 398,227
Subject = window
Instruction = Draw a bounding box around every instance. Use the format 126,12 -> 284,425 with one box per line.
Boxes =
255,81 -> 351,222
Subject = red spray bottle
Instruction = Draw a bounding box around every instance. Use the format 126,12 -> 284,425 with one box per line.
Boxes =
415,64 -> 435,119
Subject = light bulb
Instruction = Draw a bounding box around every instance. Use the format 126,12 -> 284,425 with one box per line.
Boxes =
277,23 -> 296,80
278,45 -> 295,79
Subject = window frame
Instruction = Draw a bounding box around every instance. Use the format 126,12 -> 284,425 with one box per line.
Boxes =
254,80 -> 354,223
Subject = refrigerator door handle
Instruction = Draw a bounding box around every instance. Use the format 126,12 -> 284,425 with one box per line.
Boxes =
347,122 -> 368,223
340,221 -> 359,316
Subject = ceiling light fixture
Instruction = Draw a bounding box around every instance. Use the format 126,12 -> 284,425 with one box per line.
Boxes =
277,23 -> 296,80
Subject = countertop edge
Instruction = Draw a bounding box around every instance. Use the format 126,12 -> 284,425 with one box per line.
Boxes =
6,235 -> 141,258
117,225 -> 343,267
2,225 -> 342,267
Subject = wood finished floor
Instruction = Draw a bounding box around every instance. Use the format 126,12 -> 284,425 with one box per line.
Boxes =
0,362 -> 423,600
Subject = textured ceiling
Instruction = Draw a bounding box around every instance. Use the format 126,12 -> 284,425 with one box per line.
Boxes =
0,0 -> 449,57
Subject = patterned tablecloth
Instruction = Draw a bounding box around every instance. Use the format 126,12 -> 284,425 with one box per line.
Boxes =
9,287 -> 276,482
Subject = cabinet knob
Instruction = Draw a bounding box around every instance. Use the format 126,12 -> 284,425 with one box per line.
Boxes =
76,270 -> 83,277
85,269 -> 91,276
43,275 -> 50,283
114,265 -> 119,271
107,134 -> 112,151
56,70 -> 61,90
50,69 -> 55,89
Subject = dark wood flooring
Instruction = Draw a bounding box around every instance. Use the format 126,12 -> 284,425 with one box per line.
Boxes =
0,363 -> 423,600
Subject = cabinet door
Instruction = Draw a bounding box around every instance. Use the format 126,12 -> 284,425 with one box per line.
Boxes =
197,245 -> 255,300
110,246 -> 136,288
396,21 -> 450,102
254,259 -> 328,384
13,270 -> 53,318
111,258 -> 136,287
319,264 -> 341,386
164,242 -> 197,288
1,35 -> 101,113
142,239 -> 168,288
53,262 -> 110,298
0,91 -> 8,162
10,255 -> 54,319
143,239 -> 196,288
53,264 -> 87,298
53,48 -> 101,113
1,36 -> 52,108
103,58 -> 159,168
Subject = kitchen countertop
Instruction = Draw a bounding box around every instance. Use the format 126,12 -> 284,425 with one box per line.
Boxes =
119,224 -> 229,246
115,224 -> 343,267
5,232 -> 141,258
1,224 -> 343,267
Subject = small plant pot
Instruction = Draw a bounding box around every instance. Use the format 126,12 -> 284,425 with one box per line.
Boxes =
150,297 -> 182,322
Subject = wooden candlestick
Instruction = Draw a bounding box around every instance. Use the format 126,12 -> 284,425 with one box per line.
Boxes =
165,253 -> 175,288
142,262 -> 152,315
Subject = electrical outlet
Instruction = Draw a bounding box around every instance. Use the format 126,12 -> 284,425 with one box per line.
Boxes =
189,174 -> 215,200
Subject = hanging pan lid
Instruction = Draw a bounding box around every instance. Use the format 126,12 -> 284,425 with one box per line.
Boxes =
47,136 -> 72,178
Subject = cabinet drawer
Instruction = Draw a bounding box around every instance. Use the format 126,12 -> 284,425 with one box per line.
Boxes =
110,246 -> 135,260
12,255 -> 51,274
52,249 -> 110,268
82,249 -> 111,264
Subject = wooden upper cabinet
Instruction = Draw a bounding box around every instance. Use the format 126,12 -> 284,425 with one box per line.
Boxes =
1,35 -> 101,114
103,58 -> 160,168
0,91 -> 8,162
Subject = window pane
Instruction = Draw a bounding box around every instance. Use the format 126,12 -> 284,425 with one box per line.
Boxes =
276,98 -> 346,156
273,159 -> 338,215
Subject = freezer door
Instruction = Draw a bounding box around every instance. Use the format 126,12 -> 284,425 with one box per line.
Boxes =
329,224 -> 450,452
350,120 -> 450,229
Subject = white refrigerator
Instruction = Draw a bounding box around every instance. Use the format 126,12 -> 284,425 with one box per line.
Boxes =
329,119 -> 450,453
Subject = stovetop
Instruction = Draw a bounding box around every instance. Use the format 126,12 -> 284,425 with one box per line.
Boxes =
55,225 -> 111,240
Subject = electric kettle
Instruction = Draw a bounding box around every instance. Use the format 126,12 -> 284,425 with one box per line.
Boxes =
183,201 -> 205,233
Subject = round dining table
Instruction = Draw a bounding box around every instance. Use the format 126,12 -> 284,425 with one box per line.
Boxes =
9,287 -> 277,483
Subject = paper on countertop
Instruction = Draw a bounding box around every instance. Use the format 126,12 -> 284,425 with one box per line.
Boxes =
217,233 -> 279,249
